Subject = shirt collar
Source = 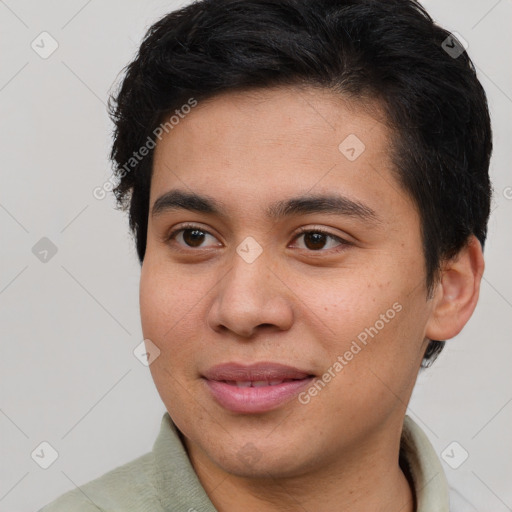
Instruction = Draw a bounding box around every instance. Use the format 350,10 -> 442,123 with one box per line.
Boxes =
152,413 -> 217,512
152,412 -> 450,511
401,415 -> 450,511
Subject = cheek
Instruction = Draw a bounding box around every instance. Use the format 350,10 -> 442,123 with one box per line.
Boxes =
139,259 -> 191,366
139,263 -> 201,413
139,264 -> 169,340
309,269 -> 427,380
140,259 -> 202,339
139,259 -> 214,382
307,303 -> 425,434
303,272 -> 399,341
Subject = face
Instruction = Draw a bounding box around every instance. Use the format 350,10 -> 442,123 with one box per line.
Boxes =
140,85 -> 434,479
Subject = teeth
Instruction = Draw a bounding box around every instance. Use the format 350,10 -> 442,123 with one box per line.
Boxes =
229,380 -> 286,387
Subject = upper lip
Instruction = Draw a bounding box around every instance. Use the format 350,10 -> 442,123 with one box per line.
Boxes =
202,362 -> 314,381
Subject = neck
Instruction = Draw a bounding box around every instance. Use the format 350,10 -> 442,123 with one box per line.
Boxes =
184,423 -> 415,512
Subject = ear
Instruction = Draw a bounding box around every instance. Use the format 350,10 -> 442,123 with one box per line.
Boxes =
425,235 -> 485,341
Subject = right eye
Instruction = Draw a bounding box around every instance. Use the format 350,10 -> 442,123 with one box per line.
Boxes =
165,224 -> 223,250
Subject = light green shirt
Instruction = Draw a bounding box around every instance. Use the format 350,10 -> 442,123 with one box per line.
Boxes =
40,413 -> 456,511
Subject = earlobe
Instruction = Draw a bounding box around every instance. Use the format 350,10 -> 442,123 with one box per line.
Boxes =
425,236 -> 485,341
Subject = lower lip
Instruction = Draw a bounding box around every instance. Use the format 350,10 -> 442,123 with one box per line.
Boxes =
203,378 -> 314,413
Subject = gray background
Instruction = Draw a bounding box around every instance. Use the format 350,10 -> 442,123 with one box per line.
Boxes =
0,1 -> 510,511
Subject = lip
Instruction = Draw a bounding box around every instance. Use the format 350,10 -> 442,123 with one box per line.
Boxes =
202,362 -> 315,413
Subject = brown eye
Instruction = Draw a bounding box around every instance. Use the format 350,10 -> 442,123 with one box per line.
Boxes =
303,232 -> 329,250
182,228 -> 207,247
292,228 -> 349,252
166,224 -> 221,249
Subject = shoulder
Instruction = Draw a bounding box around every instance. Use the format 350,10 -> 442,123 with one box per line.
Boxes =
39,451 -> 162,512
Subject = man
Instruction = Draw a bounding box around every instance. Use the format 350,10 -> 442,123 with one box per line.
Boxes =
42,0 -> 492,510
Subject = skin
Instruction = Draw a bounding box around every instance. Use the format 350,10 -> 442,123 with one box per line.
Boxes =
140,85 -> 484,512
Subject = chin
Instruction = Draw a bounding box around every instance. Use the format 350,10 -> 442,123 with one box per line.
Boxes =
207,440 -> 312,480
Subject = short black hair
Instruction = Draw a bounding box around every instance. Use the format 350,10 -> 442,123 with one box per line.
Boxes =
108,0 -> 492,367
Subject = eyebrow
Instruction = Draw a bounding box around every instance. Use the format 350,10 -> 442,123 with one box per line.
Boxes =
151,189 -> 380,224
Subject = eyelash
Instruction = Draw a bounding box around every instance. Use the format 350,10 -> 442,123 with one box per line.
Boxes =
164,223 -> 350,254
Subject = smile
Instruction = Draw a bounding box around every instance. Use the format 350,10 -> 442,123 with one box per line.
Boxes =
202,362 -> 315,413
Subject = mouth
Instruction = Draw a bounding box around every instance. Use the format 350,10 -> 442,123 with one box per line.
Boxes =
221,378 -> 307,387
201,362 -> 315,413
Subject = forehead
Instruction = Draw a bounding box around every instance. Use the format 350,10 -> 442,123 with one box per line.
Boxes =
154,85 -> 389,162
150,85 -> 412,224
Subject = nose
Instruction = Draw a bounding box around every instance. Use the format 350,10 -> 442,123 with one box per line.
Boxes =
207,246 -> 294,338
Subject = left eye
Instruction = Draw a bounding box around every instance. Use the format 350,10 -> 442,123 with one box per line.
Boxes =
291,229 -> 346,251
